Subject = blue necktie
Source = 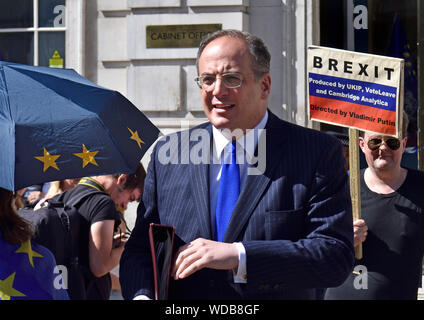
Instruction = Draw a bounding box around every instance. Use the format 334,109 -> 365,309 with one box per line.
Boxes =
215,140 -> 240,242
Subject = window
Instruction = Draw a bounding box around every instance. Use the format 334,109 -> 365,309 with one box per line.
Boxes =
0,0 -> 66,67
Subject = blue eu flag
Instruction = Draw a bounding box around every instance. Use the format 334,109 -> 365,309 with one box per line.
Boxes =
0,232 -> 69,300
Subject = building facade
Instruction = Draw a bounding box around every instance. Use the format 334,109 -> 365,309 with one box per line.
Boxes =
1,0 -> 421,217
90,0 -> 319,136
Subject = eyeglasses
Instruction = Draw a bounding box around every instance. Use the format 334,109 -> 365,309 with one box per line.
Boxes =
367,137 -> 401,151
194,72 -> 244,90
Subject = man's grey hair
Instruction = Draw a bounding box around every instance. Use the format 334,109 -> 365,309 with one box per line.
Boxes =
196,29 -> 270,80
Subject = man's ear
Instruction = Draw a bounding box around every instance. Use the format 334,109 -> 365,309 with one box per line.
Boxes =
401,137 -> 408,152
261,74 -> 271,99
358,137 -> 366,153
117,174 -> 129,186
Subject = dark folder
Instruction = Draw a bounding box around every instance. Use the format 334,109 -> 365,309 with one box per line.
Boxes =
148,223 -> 175,300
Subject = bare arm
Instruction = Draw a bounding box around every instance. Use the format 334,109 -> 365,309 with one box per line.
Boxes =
89,220 -> 125,277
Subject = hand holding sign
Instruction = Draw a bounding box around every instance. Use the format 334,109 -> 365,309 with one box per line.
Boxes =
307,46 -> 404,260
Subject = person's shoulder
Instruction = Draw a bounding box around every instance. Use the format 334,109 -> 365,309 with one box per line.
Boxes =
267,111 -> 338,146
405,167 -> 424,181
69,185 -> 114,213
67,184 -> 111,202
79,190 -> 117,223
84,188 -> 113,207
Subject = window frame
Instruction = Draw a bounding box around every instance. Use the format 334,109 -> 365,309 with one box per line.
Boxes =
0,0 -> 66,66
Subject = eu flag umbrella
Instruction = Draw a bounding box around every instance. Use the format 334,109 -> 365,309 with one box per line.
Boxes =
0,61 -> 161,191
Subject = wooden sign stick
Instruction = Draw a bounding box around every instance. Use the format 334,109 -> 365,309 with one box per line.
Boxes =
349,128 -> 362,259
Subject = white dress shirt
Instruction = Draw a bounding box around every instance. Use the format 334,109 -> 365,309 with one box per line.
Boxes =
210,111 -> 268,283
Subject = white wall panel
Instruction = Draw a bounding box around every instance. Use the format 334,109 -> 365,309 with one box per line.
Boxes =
187,0 -> 248,7
127,0 -> 181,9
97,67 -> 128,96
128,65 -> 181,111
98,0 -> 129,12
98,17 -> 127,61
185,65 -> 202,111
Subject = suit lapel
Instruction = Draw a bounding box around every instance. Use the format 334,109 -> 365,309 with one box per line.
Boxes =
223,112 -> 287,242
189,124 -> 213,239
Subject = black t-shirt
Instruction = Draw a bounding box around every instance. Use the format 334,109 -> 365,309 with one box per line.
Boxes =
325,168 -> 424,300
62,185 -> 121,274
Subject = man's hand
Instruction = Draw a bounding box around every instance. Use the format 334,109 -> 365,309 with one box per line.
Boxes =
353,219 -> 368,247
173,238 -> 239,280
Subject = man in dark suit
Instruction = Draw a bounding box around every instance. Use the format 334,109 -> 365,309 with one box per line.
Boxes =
120,29 -> 354,300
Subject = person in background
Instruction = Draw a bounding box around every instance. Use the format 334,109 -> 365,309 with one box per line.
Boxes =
21,183 -> 50,208
44,178 -> 81,199
34,178 -> 81,210
60,163 -> 146,300
13,189 -> 25,210
325,131 -> 350,171
325,112 -> 424,300
110,189 -> 140,299
0,187 -> 69,300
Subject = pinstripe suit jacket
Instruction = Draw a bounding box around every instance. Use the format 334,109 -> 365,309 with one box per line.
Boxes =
120,111 -> 354,300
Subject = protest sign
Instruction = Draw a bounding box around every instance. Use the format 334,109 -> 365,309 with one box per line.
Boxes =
307,46 -> 404,137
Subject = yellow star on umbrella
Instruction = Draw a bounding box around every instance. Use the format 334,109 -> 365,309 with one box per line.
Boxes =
128,128 -> 145,149
74,144 -> 99,168
34,148 -> 61,172
0,272 -> 26,300
15,240 -> 43,268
